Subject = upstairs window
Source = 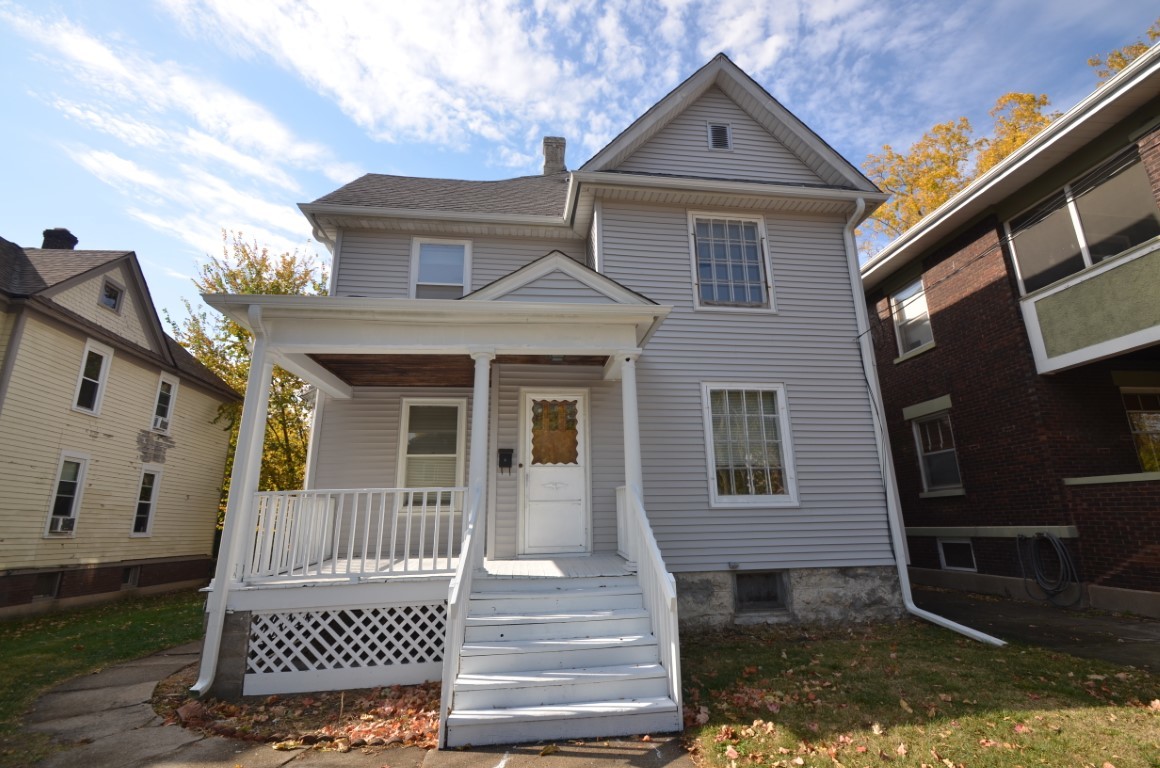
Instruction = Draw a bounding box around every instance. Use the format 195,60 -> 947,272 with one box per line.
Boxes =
47,453 -> 87,536
1122,391 -> 1160,472
1008,147 -> 1160,293
99,280 -> 123,312
152,375 -> 178,432
690,214 -> 773,310
707,122 -> 733,150
73,340 -> 113,414
891,277 -> 934,354
411,238 -> 471,299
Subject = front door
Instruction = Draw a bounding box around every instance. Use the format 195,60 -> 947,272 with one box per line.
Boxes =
520,390 -> 590,555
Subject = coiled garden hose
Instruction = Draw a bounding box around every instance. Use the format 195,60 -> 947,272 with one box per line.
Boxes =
1016,532 -> 1081,607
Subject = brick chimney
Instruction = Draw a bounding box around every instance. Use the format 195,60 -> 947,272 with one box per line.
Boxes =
542,137 -> 566,175
42,228 -> 78,249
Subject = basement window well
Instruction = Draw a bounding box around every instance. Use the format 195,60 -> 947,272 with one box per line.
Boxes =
735,571 -> 785,611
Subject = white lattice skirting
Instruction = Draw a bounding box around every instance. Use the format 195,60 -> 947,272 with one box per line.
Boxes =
243,603 -> 446,695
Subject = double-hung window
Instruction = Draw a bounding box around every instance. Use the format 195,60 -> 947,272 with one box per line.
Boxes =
47,453 -> 87,536
702,383 -> 797,506
398,399 -> 466,506
132,468 -> 161,535
689,214 -> 773,310
411,238 -> 471,299
891,277 -> 933,355
1122,390 -> 1160,472
913,412 -> 963,492
1007,146 -> 1160,293
73,340 -> 113,414
152,374 -> 178,432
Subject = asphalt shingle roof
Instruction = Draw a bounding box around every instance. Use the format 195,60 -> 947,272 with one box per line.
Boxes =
312,172 -> 571,217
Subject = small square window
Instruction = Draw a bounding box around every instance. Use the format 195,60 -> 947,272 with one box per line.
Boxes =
913,412 -> 963,492
735,572 -> 785,611
938,539 -> 977,571
412,239 -> 470,299
99,280 -> 123,312
707,123 -> 733,150
33,572 -> 62,599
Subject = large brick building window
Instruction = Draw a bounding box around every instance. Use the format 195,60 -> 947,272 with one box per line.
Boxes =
1123,391 -> 1160,472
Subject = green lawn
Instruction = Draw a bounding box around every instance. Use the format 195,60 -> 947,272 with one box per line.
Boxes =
0,590 -> 205,768
683,621 -> 1159,768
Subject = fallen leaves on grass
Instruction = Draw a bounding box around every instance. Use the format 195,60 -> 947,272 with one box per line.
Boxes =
153,663 -> 439,751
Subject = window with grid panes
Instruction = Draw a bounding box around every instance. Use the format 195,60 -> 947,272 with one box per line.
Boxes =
692,216 -> 770,308
703,385 -> 796,505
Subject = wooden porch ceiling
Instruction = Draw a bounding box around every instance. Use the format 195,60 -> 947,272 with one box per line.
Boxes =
308,353 -> 609,387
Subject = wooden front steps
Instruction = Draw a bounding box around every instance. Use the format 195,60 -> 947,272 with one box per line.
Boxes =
442,573 -> 680,747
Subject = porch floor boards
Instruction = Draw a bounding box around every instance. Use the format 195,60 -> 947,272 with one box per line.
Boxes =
241,552 -> 631,586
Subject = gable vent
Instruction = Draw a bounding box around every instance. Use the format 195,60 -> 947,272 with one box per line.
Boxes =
708,123 -> 732,150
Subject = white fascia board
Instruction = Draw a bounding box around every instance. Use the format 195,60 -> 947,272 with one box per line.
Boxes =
861,44 -> 1160,292
570,171 -> 887,211
298,202 -> 567,228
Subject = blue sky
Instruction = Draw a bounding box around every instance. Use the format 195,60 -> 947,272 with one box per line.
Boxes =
1,0 -> 1156,320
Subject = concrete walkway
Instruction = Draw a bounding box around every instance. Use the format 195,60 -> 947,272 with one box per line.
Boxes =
23,642 -> 691,768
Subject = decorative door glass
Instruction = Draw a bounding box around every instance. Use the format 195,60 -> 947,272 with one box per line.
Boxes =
530,399 -> 579,465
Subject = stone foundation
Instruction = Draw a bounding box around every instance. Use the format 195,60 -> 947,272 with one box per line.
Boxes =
675,566 -> 904,628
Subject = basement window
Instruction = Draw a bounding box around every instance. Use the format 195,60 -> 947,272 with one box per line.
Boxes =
121,566 -> 140,589
707,123 -> 733,151
938,538 -> 977,572
735,571 -> 785,611
33,572 -> 61,599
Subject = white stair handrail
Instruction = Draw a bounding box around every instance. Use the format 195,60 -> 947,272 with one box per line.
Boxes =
438,484 -> 484,748
622,485 -> 681,714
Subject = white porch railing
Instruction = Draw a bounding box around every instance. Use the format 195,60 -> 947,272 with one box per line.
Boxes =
618,485 -> 682,713
438,485 -> 484,748
244,487 -> 467,582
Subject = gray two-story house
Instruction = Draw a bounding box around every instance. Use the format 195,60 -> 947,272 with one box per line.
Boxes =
195,54 -> 915,747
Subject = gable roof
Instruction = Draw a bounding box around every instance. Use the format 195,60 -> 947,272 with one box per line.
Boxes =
862,43 -> 1160,292
312,172 -> 571,218
580,53 -> 879,193
462,250 -> 657,305
0,237 -> 239,401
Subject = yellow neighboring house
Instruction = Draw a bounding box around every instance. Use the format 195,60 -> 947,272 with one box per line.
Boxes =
0,229 -> 238,617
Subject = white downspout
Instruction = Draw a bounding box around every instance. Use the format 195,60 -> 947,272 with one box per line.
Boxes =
843,198 -> 1005,647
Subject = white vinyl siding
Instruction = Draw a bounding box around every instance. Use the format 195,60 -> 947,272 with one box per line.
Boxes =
495,271 -> 618,303
600,200 -> 892,573
0,315 -> 231,570
614,87 -> 823,184
334,231 -> 586,298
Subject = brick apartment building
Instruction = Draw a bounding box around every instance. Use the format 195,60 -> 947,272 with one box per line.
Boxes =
861,46 -> 1160,617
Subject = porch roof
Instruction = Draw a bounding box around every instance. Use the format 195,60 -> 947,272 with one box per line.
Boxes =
202,294 -> 671,396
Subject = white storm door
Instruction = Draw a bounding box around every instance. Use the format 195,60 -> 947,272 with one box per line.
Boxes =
520,391 -> 590,555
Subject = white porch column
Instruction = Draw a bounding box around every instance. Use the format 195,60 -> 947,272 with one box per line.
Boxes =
620,352 -> 644,497
193,309 -> 274,694
467,350 -> 494,567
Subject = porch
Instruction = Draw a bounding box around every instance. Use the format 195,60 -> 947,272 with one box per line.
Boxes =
195,288 -> 680,745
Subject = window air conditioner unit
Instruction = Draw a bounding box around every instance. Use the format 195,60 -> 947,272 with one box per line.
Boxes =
153,415 -> 170,431
49,516 -> 75,534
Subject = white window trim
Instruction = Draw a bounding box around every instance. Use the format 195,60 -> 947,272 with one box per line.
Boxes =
151,373 -> 179,433
130,465 -> 163,537
99,278 -> 125,313
706,122 -> 733,151
395,397 -> 468,493
72,339 -> 114,416
409,237 -> 472,299
687,211 -> 777,314
700,382 -> 798,508
911,410 -> 964,493
45,450 -> 89,538
1006,146 -> 1158,296
937,537 -> 977,572
890,276 -> 934,357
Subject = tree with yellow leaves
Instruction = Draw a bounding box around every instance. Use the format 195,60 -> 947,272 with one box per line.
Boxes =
1088,17 -> 1160,83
